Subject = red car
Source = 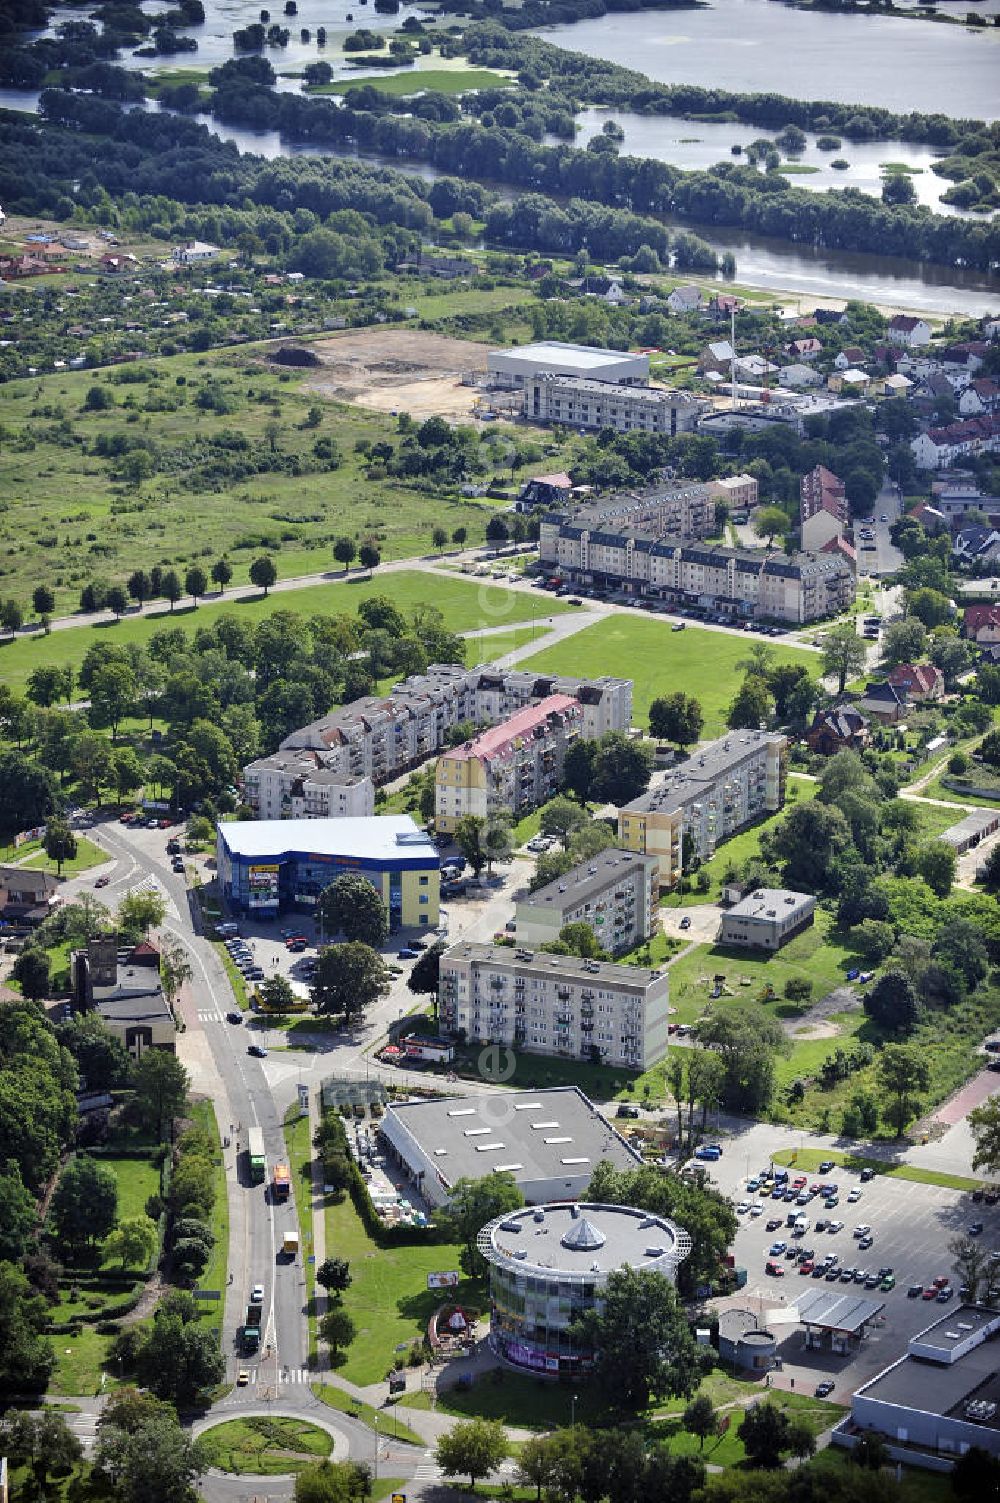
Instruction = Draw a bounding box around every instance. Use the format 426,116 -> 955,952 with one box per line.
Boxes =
792,1176 -> 807,1190
799,1260 -> 814,1275
922,1287 -> 938,1300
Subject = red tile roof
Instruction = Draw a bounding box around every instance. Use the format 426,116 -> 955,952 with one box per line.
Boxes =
446,694 -> 578,762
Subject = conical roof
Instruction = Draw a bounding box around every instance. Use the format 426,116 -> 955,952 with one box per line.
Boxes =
560,1215 -> 606,1252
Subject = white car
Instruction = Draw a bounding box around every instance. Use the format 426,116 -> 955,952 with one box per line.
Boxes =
847,1188 -> 862,1203
736,1201 -> 750,1214
749,1203 -> 763,1218
853,1225 -> 871,1239
250,1284 -> 264,1304
827,1220 -> 844,1233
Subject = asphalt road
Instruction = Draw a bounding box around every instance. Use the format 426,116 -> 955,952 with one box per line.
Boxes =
856,482 -> 904,582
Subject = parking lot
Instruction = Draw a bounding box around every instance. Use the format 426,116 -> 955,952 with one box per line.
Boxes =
710,1149 -> 1000,1397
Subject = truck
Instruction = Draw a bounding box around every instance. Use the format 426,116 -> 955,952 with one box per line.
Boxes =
248,1127 -> 266,1185
241,1307 -> 261,1354
272,1162 -> 290,1202
282,1230 -> 300,1259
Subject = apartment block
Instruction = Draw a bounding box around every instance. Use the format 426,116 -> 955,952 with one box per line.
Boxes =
709,474 -> 759,512
515,848 -> 659,953
539,482 -> 715,566
618,731 -> 787,888
540,521 -> 855,624
800,464 -> 848,552
438,942 -> 670,1070
435,696 -> 582,833
524,374 -> 705,436
242,752 -> 374,822
241,664 -> 631,816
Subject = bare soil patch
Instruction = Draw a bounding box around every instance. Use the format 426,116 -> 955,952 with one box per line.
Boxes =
302,328 -> 491,415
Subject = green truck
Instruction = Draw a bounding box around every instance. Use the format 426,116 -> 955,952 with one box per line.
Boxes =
240,1302 -> 262,1354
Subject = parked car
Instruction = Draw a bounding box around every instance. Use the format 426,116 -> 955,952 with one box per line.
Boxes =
247,1044 -> 268,1058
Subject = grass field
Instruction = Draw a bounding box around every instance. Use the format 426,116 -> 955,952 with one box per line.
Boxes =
284,1108 -> 319,1365
0,348 -> 527,616
0,571 -> 569,694
314,68 -> 513,96
48,1322 -> 114,1398
771,1145 -> 981,1193
197,1416 -> 333,1475
189,1100 -> 230,1332
312,1381 -> 424,1446
0,835 -> 107,877
324,1187 -> 478,1386
517,617 -> 819,735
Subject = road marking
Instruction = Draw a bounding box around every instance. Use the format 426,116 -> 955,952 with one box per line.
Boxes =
278,1367 -> 311,1384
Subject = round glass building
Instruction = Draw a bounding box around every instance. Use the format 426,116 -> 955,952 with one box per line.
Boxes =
477,1201 -> 691,1377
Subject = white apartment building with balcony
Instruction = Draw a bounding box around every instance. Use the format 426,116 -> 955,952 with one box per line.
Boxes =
514,848 -> 659,954
438,942 -> 670,1070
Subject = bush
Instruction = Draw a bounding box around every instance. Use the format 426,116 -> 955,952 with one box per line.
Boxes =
949,751 -> 969,775
784,977 -> 813,1003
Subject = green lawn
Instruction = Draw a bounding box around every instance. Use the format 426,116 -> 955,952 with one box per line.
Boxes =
197,1416 -> 332,1475
0,572 -> 569,694
48,1321 -> 115,1399
189,1100 -> 230,1331
516,617 -> 819,735
312,1381 -> 425,1446
315,67 -> 512,96
921,775 -> 1000,809
12,835 -> 108,877
284,1107 -> 319,1365
102,1156 -> 159,1231
464,621 -> 553,666
771,1145 -> 983,1193
325,1188 -> 479,1386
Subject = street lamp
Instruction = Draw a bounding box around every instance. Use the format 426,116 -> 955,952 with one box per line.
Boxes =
373,1412 -> 380,1482
571,1393 -> 578,1428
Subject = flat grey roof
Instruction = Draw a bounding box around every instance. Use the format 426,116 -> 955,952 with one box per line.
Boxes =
381,1086 -> 642,1188
724,889 -> 815,921
621,732 -> 785,815
480,1200 -> 690,1280
489,341 -> 647,371
520,847 -> 657,913
942,809 -> 1000,846
533,374 -> 699,403
795,1287 -> 885,1334
441,941 -> 665,994
862,1342 -> 1000,1423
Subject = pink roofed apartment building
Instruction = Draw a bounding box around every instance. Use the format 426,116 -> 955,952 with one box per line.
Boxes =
435,695 -> 582,833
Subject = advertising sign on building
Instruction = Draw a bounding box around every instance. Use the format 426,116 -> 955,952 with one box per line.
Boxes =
426,1271 -> 460,1290
247,863 -> 279,907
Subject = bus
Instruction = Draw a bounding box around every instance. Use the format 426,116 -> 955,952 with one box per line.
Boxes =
272,1162 -> 290,1202
248,1127 -> 266,1185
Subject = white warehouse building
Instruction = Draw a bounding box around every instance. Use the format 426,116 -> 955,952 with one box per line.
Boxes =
487,340 -> 649,390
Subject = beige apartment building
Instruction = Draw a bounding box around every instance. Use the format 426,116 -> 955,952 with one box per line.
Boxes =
538,483 -> 715,566
523,374 -> 705,435
618,731 -> 787,888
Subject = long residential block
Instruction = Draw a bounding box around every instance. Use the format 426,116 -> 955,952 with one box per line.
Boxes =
242,663 -> 631,818
514,847 -> 659,953
542,522 -> 855,623
438,941 -> 670,1070
539,482 -> 715,564
524,373 -> 705,435
618,731 -> 787,888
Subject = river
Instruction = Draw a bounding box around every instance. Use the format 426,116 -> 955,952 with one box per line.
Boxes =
535,0 -> 1000,119
1,82 -> 996,313
5,0 -> 1000,314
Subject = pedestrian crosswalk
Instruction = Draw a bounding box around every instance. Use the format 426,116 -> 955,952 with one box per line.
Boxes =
411,1453 -> 517,1484
198,1009 -> 225,1024
236,1366 -> 312,1385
